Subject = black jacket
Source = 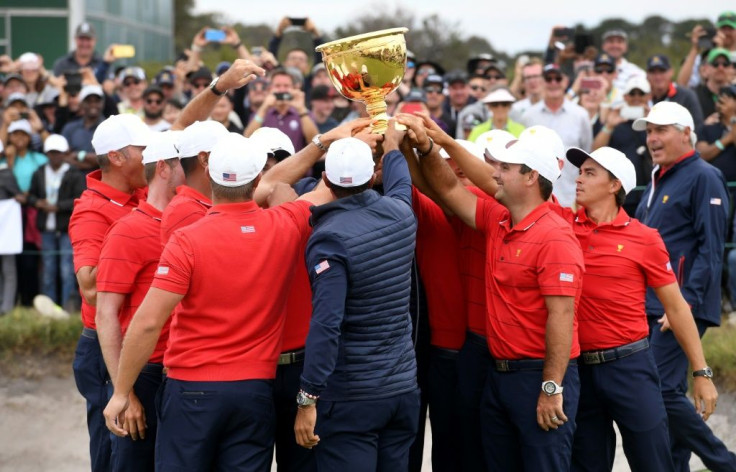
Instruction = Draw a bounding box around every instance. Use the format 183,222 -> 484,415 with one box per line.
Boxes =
27,165 -> 86,233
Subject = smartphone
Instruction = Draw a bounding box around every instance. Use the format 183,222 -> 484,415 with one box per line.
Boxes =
619,105 -> 645,121
274,92 -> 293,101
574,33 -> 594,54
63,71 -> 83,94
581,78 -> 602,90
204,28 -> 226,42
19,111 -> 29,120
697,27 -> 716,51
553,27 -> 575,39
112,44 -> 135,59
289,18 -> 307,26
251,46 -> 263,56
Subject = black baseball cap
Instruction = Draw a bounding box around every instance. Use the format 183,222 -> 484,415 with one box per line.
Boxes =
646,55 -> 671,71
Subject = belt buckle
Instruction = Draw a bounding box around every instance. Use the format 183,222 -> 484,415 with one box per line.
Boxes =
496,360 -> 509,372
583,351 -> 602,365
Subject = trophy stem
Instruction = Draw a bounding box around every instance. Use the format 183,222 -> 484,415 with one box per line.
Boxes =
364,94 -> 389,134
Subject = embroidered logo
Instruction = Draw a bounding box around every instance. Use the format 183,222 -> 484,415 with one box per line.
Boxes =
560,273 -> 574,283
241,226 -> 255,233
515,249 -> 522,257
666,261 -> 672,272
315,260 -> 330,275
617,244 -> 624,252
157,266 -> 169,275
662,195 -> 669,203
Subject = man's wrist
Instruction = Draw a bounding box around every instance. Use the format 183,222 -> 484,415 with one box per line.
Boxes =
417,137 -> 434,157
190,43 -> 203,53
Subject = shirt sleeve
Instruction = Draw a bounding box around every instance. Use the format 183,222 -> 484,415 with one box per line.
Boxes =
150,231 -> 194,295
70,206 -> 111,271
276,200 -> 312,245
382,149 -> 413,208
160,203 -> 204,247
474,195 -> 505,235
642,228 -> 678,288
537,230 -> 584,297
96,219 -> 144,294
300,231 -> 349,397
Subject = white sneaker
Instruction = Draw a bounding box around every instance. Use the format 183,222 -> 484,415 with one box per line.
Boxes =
33,294 -> 70,319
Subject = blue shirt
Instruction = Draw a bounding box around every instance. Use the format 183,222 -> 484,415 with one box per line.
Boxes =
61,118 -> 104,153
11,151 -> 48,192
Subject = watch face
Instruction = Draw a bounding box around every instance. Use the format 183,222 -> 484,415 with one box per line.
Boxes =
705,367 -> 714,377
543,382 -> 556,394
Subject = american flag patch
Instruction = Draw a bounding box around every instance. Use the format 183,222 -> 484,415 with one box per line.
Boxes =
315,260 -> 330,274
157,266 -> 169,275
223,172 -> 236,182
666,261 -> 672,272
339,176 -> 353,184
241,226 -> 255,233
559,273 -> 574,283
710,198 -> 722,205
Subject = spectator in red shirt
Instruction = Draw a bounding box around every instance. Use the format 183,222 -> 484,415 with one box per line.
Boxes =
96,132 -> 183,470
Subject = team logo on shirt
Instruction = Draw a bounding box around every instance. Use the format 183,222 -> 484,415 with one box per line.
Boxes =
559,273 -> 574,283
157,266 -> 169,275
515,249 -> 522,257
662,195 -> 669,203
241,226 -> 255,233
315,260 -> 330,274
617,245 -> 624,252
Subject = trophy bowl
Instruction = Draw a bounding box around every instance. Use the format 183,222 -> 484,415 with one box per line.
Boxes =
316,27 -> 408,134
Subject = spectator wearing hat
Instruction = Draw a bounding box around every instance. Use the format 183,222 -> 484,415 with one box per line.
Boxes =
187,66 -> 214,101
294,129 -> 420,471
309,62 -> 332,90
1,92 -> 47,151
593,76 -> 652,215
141,86 -> 170,132
467,53 -> 496,76
422,74 -> 452,133
442,70 -> 474,133
633,102 -> 736,472
96,132 -> 183,471
646,54 -> 704,129
591,53 -> 623,107
27,134 -> 84,311
153,69 -> 179,102
468,87 -> 524,142
116,67 -> 147,116
17,52 -> 56,107
0,148 -> 23,315
679,12 -> 736,89
600,29 -> 645,92
52,22 -> 109,85
484,63 -> 508,88
694,49 -> 736,120
236,77 -> 270,126
69,113 -> 151,472
104,132 -> 332,471
522,64 -> 592,207
61,84 -> 107,171
510,59 -> 545,123
413,60 -> 446,89
244,68 -> 318,153
309,85 -> 338,134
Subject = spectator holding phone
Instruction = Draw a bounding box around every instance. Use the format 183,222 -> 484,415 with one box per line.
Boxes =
679,12 -> 736,89
52,23 -> 109,85
1,93 -> 47,151
694,49 -> 736,121
697,84 -> 736,182
244,67 -> 318,152
61,84 -> 106,171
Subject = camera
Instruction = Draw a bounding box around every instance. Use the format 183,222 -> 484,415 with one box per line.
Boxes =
274,92 -> 293,101
698,27 -> 716,51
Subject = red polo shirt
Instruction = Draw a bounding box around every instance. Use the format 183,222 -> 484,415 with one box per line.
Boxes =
68,170 -> 145,329
476,199 -> 584,360
152,200 -> 312,381
553,206 -> 676,351
281,237 -> 312,352
454,187 -> 491,337
96,201 -> 170,363
160,185 -> 212,246
412,187 -> 466,349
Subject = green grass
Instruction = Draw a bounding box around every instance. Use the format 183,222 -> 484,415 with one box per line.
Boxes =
0,306 -> 82,357
701,322 -> 736,391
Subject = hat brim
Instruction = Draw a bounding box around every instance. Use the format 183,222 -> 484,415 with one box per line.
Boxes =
566,147 -> 592,169
717,20 -> 736,29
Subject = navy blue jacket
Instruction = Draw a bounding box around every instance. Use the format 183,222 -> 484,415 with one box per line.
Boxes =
300,149 -> 418,401
635,152 -> 729,326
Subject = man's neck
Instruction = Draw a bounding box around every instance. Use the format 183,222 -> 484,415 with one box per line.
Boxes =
545,96 -> 564,110
428,105 -> 442,117
529,92 -> 543,104
83,115 -> 100,127
652,82 -> 672,99
707,78 -> 727,94
144,116 -> 162,125
146,180 -> 173,212
126,97 -> 143,110
74,51 -> 92,66
583,200 -> 619,224
506,196 -> 545,227
100,171 -> 134,194
186,170 -> 212,200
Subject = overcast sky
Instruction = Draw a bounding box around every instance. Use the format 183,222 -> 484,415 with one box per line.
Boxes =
194,0 -> 726,55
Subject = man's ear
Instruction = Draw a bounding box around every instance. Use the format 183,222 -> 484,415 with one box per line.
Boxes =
197,151 -> 209,168
107,149 -> 125,168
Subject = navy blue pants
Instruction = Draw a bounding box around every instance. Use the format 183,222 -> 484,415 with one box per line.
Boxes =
572,348 -> 674,472
273,360 -> 315,472
314,389 -> 421,472
72,329 -> 111,472
481,362 -> 580,471
456,332 -> 490,472
106,364 -> 163,472
427,347 -> 461,472
155,378 -> 275,472
648,317 -> 736,472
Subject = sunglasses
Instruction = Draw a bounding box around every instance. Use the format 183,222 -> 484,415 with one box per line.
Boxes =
123,79 -> 141,87
628,90 -> 646,97
146,98 -> 163,105
712,60 -> 732,69
544,75 -> 563,83
192,81 -> 210,89
486,74 -> 504,80
424,86 -> 443,94
470,85 -> 487,93
488,102 -> 511,108
594,67 -> 615,74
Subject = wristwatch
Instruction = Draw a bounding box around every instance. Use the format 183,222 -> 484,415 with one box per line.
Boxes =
312,134 -> 328,152
541,380 -> 564,396
209,77 -> 227,96
296,390 -> 318,407
692,366 -> 714,379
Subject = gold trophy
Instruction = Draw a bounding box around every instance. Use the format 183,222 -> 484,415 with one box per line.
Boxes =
316,27 -> 408,134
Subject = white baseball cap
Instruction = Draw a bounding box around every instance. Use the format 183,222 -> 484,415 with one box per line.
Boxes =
7,92 -> 29,107
325,137 -> 374,188
519,125 -> 565,160
43,134 -> 70,153
439,139 -> 485,161
142,131 -> 180,164
491,138 -> 561,183
178,121 -> 229,158
474,130 -> 516,161
623,75 -> 651,95
91,114 -> 151,155
481,87 -> 516,104
632,101 -> 694,132
79,84 -> 104,102
8,119 -> 32,135
567,147 -> 637,195
18,52 -> 40,70
250,127 -> 295,161
208,133 -> 267,187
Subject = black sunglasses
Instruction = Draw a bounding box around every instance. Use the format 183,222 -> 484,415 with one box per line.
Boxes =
123,79 -> 141,87
627,90 -> 646,97
470,85 -> 487,92
146,98 -> 163,105
486,74 -> 504,80
544,75 -> 563,83
712,60 -> 732,68
594,67 -> 615,74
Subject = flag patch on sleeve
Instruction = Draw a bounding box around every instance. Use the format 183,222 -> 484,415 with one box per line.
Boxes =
157,266 -> 169,275
315,260 -> 330,274
666,261 -> 672,272
710,198 -> 722,205
559,272 -> 574,283
241,226 -> 255,233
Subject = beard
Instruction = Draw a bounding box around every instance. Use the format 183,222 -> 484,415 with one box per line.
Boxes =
144,108 -> 163,120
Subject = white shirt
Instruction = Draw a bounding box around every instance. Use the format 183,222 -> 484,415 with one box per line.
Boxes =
44,163 -> 70,231
614,58 -> 646,92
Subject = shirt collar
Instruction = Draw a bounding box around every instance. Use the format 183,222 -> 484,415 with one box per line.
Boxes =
657,149 -> 696,179
136,200 -> 163,221
207,200 -> 260,215
574,206 -> 631,228
85,170 -> 139,207
176,185 -> 212,206
499,201 -> 553,233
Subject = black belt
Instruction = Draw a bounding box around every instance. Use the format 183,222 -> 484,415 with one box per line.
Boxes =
580,338 -> 649,365
81,327 -> 97,340
430,346 -> 459,360
140,363 -> 164,375
466,330 -> 487,348
278,348 -> 305,365
494,358 -> 577,372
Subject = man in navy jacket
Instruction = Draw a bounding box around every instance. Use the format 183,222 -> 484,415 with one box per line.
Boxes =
634,101 -> 736,472
294,130 -> 420,471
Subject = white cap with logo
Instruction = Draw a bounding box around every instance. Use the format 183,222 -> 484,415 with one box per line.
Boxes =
250,127 -> 295,160
491,138 -> 561,183
325,137 -> 374,188
91,114 -> 151,155
632,101 -> 693,131
519,125 -> 565,160
178,121 -> 229,158
208,133 -> 267,187
44,134 -> 70,153
566,147 -> 637,195
439,139 -> 485,161
142,131 -> 181,164
80,84 -> 104,102
7,119 -> 32,135
474,130 -> 516,161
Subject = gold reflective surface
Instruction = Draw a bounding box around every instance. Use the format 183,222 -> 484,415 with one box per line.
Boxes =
316,28 -> 408,133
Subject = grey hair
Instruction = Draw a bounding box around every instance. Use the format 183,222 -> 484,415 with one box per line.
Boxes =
672,124 -> 697,147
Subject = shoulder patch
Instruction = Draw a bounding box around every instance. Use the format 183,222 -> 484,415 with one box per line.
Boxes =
314,260 -> 330,275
